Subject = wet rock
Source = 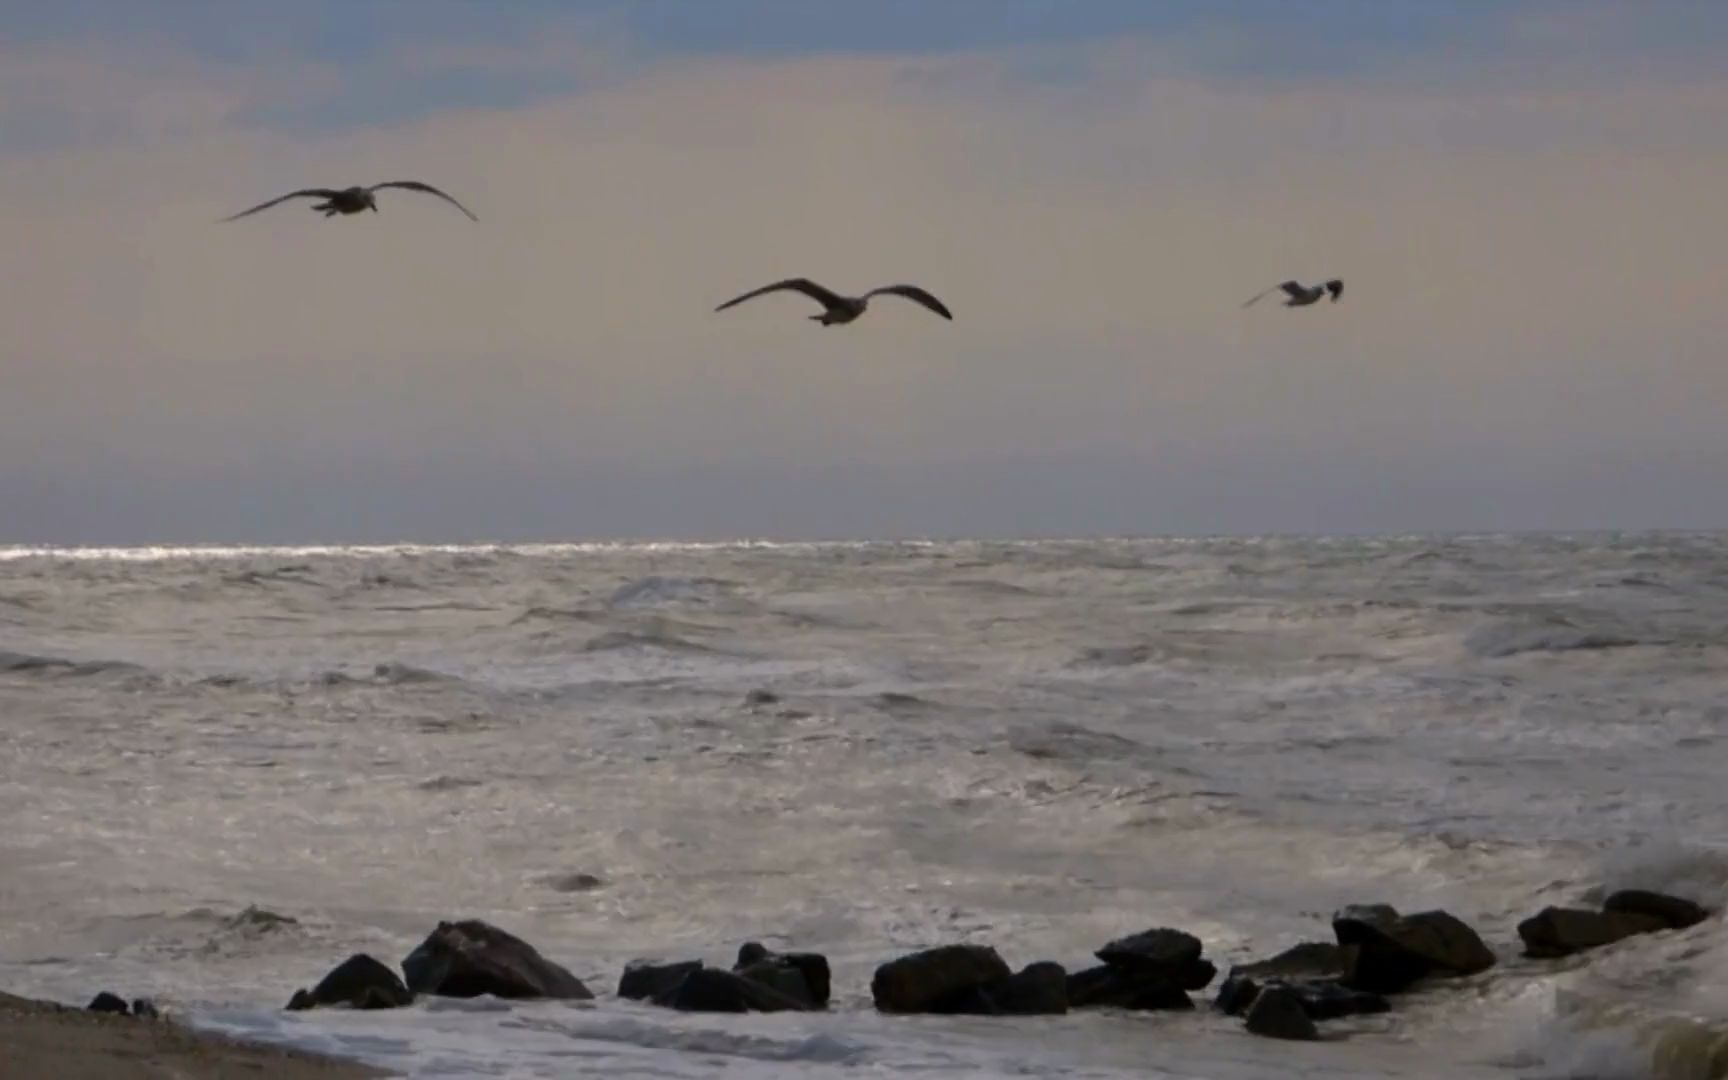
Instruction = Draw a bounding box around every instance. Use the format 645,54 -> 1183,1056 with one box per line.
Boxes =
1603,890 -> 1709,931
1216,972 -> 1387,1021
744,689 -> 780,706
402,920 -> 592,1000
1244,985 -> 1318,1041
618,959 -> 704,1002
987,962 -> 1068,1015
286,954 -> 413,1011
1333,905 -> 1494,993
87,992 -> 130,1015
1231,942 -> 1344,981
1095,927 -> 1215,989
937,961 -> 1069,1016
1215,974 -> 1260,1016
130,998 -> 160,1020
734,943 -> 830,1009
652,967 -> 810,1013
1066,965 -> 1193,1011
1517,907 -> 1667,958
871,944 -> 1012,1013
1280,979 -> 1391,1020
1096,927 -> 1202,971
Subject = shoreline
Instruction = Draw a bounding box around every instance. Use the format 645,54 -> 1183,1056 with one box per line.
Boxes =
0,991 -> 386,1080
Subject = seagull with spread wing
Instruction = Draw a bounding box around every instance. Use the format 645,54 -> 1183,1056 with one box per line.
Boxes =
219,181 -> 478,223
1242,279 -> 1344,308
714,278 -> 952,325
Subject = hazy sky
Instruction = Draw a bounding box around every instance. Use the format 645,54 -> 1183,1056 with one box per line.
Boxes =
3,1 -> 1726,543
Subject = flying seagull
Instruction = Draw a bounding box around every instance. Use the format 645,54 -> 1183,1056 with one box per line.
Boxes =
1242,279 -> 1344,308
714,278 -> 952,325
220,182 -> 478,223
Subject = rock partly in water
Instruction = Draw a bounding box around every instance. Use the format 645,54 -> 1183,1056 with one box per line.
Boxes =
87,992 -> 130,1015
1281,979 -> 1391,1020
937,962 -> 1069,1016
1603,890 -> 1710,931
618,959 -> 705,1002
402,920 -> 592,1000
1215,974 -> 1260,1016
743,689 -> 780,707
652,967 -> 811,1013
1094,927 -> 1215,990
286,954 -> 413,1011
1333,905 -> 1495,993
1244,986 -> 1319,1041
1067,965 -> 1193,1011
1231,942 -> 1345,981
734,943 -> 831,1009
1216,972 -> 1386,1021
1517,907 -> 1667,958
871,945 -> 1012,1014
131,998 -> 160,1020
1097,927 -> 1200,970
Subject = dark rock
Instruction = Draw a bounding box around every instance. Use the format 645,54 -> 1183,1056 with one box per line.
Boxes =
1517,907 -> 1667,958
733,945 -> 830,1009
1280,978 -> 1391,1020
1231,942 -> 1345,981
736,942 -> 771,967
1215,974 -> 1260,1016
402,920 -> 593,1000
1066,965 -> 1193,1011
619,959 -> 704,1002
736,959 -> 814,1006
989,962 -> 1068,1015
1245,986 -> 1318,1041
287,954 -> 413,1011
130,998 -> 160,1020
871,944 -> 1011,1013
1334,905 -> 1495,993
87,992 -> 130,1015
1603,890 -> 1710,931
1096,927 -> 1203,971
744,689 -> 780,706
1095,927 -> 1214,989
938,961 -> 1069,1016
652,967 -> 811,1013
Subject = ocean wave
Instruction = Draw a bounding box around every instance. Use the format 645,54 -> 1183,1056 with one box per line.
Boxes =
607,575 -> 738,611
1464,619 -> 1654,658
582,629 -> 720,655
371,661 -> 462,685
1070,644 -> 1153,668
0,650 -> 144,678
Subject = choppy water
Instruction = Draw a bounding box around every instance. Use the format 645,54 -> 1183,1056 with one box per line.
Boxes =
1,535 -> 1725,1078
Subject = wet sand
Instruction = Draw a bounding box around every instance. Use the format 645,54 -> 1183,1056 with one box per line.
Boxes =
0,992 -> 386,1079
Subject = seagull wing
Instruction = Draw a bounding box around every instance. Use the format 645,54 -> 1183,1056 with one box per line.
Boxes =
218,189 -> 344,222
863,284 -> 953,320
1325,279 -> 1344,301
714,278 -> 845,313
368,181 -> 479,221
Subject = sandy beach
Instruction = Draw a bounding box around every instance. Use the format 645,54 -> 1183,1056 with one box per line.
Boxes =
0,992 -> 384,1080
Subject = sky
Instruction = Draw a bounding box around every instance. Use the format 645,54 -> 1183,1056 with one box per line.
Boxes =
2,1 -> 1726,543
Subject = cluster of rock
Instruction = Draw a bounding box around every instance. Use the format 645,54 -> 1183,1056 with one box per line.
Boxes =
234,887 -> 1709,1049
286,919 -> 593,1011
1517,889 -> 1708,959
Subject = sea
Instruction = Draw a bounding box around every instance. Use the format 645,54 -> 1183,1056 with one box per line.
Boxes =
1,534 -> 1725,1078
